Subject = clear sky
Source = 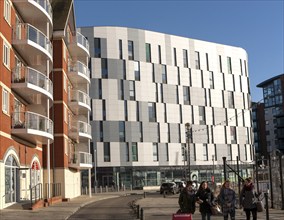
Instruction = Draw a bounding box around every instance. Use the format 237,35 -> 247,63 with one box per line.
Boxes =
74,0 -> 284,102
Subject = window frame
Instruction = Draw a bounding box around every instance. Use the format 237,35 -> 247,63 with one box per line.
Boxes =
2,88 -> 9,114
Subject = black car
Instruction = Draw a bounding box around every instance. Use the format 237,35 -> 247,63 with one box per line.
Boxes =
160,182 -> 178,194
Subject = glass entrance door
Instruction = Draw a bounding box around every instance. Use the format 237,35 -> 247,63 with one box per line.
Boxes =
5,155 -> 19,204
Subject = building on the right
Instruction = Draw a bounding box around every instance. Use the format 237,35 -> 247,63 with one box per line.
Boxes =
256,74 -> 284,155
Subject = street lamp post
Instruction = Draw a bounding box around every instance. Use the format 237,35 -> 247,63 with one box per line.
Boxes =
185,123 -> 192,181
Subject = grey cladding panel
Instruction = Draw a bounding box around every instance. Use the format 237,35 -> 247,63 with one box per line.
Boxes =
125,121 -> 141,142
163,84 -> 178,104
104,121 -> 119,142
108,59 -> 124,80
165,35 -> 172,65
101,38 -> 107,58
154,64 -> 162,83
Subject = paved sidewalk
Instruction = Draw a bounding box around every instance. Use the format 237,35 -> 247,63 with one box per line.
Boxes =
1,191 -> 284,220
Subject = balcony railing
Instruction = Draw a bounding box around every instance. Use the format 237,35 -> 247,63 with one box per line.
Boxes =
12,111 -> 53,135
33,0 -> 52,18
12,66 -> 53,94
70,90 -> 90,107
69,151 -> 92,168
76,32 -> 89,52
13,23 -> 52,56
68,61 -> 90,80
78,121 -> 91,136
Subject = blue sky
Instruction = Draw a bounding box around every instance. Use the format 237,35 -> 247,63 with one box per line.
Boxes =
74,0 -> 284,102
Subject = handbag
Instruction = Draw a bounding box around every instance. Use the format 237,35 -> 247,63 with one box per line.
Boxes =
211,204 -> 222,215
256,200 -> 264,212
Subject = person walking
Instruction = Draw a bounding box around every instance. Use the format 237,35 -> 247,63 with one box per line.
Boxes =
219,180 -> 236,220
241,177 -> 257,220
196,181 -> 213,220
178,180 -> 196,214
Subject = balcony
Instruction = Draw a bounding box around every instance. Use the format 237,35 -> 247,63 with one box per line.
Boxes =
13,0 -> 53,37
68,61 -> 90,85
11,111 -> 53,145
68,32 -> 90,62
12,66 -> 53,104
69,151 -> 93,169
69,90 -> 91,115
69,121 -> 91,142
13,23 -> 53,72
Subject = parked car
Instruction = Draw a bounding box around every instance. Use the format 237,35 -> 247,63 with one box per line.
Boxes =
160,182 -> 178,194
175,181 -> 186,193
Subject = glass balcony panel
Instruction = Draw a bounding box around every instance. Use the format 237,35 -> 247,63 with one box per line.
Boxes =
68,61 -> 90,80
70,90 -> 90,107
34,0 -> 52,18
14,23 -> 52,57
77,32 -> 89,52
78,121 -> 91,136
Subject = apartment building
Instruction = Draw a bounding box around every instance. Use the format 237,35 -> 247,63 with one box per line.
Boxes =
256,74 -> 284,155
79,26 -> 253,189
0,0 -> 92,209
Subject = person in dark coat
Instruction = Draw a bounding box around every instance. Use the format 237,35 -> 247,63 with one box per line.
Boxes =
240,177 -> 257,220
178,180 -> 196,214
219,180 -> 236,220
196,181 -> 213,220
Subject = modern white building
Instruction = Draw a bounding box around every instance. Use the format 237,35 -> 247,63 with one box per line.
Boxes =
79,26 -> 253,188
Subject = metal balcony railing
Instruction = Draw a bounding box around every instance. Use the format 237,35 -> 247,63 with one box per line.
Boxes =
12,66 -> 53,94
13,23 -> 52,56
68,61 -> 90,79
12,111 -> 53,135
76,32 -> 89,52
70,90 -> 90,107
33,0 -> 52,18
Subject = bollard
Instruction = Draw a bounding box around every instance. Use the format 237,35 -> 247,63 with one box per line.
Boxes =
137,205 -> 140,219
106,186 -> 108,192
144,192 -> 146,198
140,208 -> 144,220
123,185 -> 126,191
163,190 -> 166,198
264,192 -> 269,220
130,184 -> 132,191
100,186 -> 102,193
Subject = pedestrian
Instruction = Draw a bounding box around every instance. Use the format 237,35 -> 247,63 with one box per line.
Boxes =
219,180 -> 236,220
240,177 -> 257,220
178,180 -> 196,214
196,181 -> 213,220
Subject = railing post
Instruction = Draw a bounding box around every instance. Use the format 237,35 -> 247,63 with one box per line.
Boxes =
140,208 -> 144,220
265,192 -> 269,220
137,205 -> 140,219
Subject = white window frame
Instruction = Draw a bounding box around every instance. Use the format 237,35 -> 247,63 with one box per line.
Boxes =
2,88 -> 9,114
3,41 -> 10,68
4,0 -> 11,24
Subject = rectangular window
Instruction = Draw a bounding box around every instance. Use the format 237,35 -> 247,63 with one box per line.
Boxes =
102,100 -> 106,120
165,143 -> 169,161
104,143 -> 110,162
99,121 -> 103,141
230,127 -> 237,144
162,65 -> 167,83
124,101 -> 128,121
119,121 -> 125,142
183,49 -> 188,68
173,48 -> 177,66
4,0 -> 11,24
129,81 -> 135,100
146,43 -> 151,62
119,39 -> 123,59
199,106 -> 206,125
244,60 -> 247,76
158,45 -> 162,64
206,53 -> 209,71
128,40 -> 134,60
139,122 -> 143,142
94,38 -> 101,58
228,91 -> 234,108
3,41 -> 10,68
195,51 -> 200,69
227,56 -> 232,74
101,58 -> 108,78
209,71 -> 214,89
182,144 -> 187,161
136,102 -> 140,121
183,86 -> 190,105
98,79 -> 102,99
219,55 -> 222,72
134,61 -> 140,80
120,80 -> 124,100
126,143 -> 130,162
152,64 -> 155,82
132,143 -> 138,161
227,144 -> 232,160
153,143 -> 159,161
148,102 -> 156,122
2,88 -> 9,114
177,67 -> 180,85
203,144 -> 208,161
240,59 -> 243,75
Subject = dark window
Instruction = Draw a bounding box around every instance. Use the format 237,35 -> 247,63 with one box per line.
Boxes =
240,59 -> 243,75
162,65 -> 167,83
102,100 -> 106,120
94,38 -> 101,58
126,143 -> 129,162
209,71 -> 214,89
153,143 -> 159,161
124,100 -> 128,121
129,81 -> 135,100
132,143 -> 138,161
104,142 -> 110,162
158,45 -> 162,64
173,48 -> 177,66
183,49 -> 188,68
183,86 -> 190,105
134,61 -> 140,80
98,79 -> 102,99
101,58 -> 108,78
199,106 -> 206,125
128,40 -> 134,60
227,56 -> 232,74
120,80 -> 124,100
119,39 -> 123,59
119,121 -> 125,142
99,121 -> 103,141
219,55 -> 222,72
148,102 -> 156,122
195,51 -> 200,69
230,127 -> 237,144
206,53 -> 209,71
146,43 -> 151,62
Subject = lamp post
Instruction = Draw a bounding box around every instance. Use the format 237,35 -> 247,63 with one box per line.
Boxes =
94,148 -> 97,193
212,155 -> 215,183
185,123 -> 192,181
